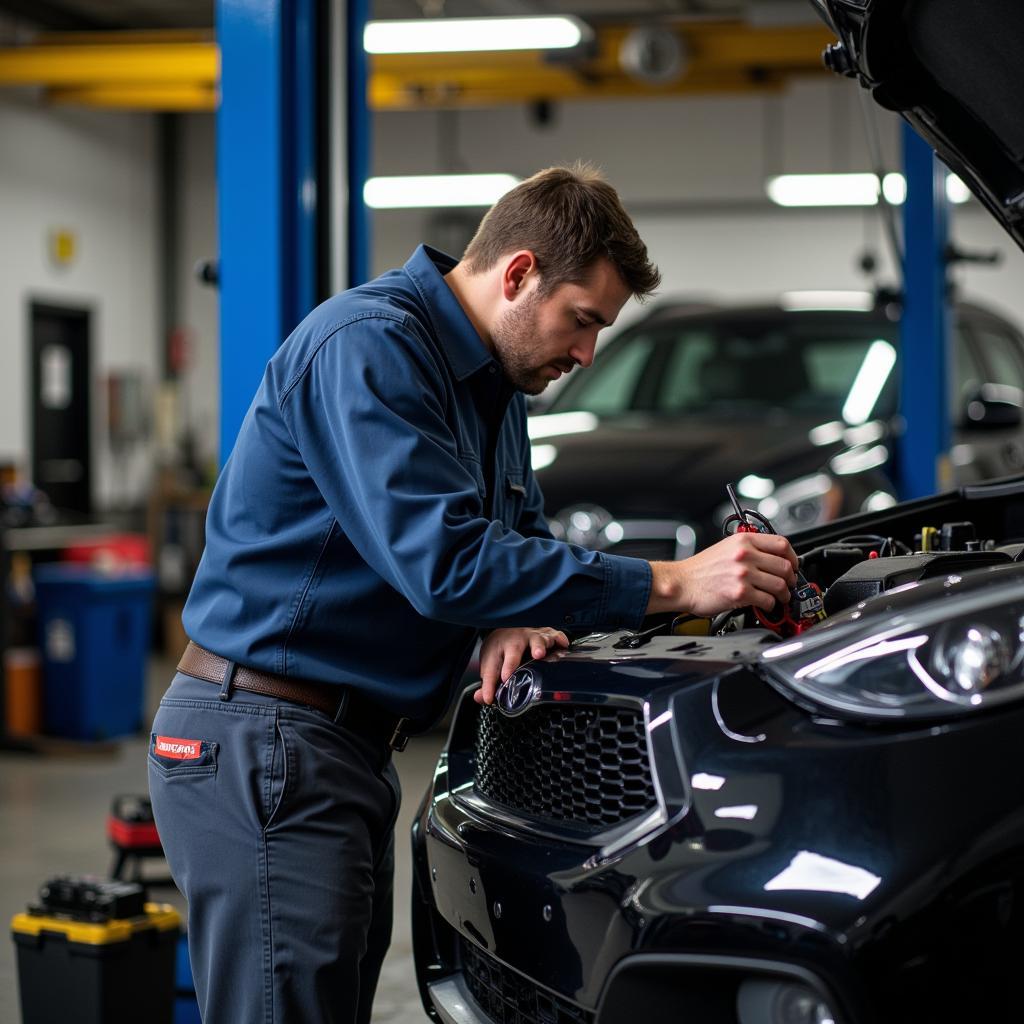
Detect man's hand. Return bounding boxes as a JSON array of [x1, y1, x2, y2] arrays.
[[476, 627, 570, 705], [648, 532, 799, 617]]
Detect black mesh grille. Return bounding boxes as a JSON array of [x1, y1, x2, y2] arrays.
[[461, 937, 593, 1024], [474, 703, 655, 829]]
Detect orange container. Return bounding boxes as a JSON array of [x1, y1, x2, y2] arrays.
[[5, 648, 42, 736]]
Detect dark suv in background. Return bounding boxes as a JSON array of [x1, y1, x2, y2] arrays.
[[531, 294, 1024, 560]]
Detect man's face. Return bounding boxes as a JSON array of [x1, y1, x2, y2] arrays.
[[491, 258, 632, 395]]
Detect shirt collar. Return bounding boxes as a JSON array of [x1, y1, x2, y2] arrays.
[[404, 244, 496, 382]]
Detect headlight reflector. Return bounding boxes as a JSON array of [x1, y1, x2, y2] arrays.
[[762, 568, 1024, 719]]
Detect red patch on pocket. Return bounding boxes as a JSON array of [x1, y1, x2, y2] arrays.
[[155, 735, 202, 760]]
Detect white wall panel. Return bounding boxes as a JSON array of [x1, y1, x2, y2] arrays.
[[0, 97, 158, 509], [176, 113, 220, 471]]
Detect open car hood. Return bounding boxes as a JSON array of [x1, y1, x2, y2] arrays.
[[813, 0, 1024, 252]]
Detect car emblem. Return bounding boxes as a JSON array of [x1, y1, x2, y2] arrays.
[[495, 669, 538, 716]]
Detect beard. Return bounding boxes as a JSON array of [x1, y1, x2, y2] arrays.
[[491, 290, 571, 395]]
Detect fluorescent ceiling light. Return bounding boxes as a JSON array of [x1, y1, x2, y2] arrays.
[[364, 16, 587, 54], [881, 172, 906, 204], [364, 173, 520, 209], [768, 172, 971, 207], [884, 172, 970, 205], [945, 173, 971, 204], [767, 173, 880, 207], [781, 290, 875, 312], [842, 339, 897, 425]]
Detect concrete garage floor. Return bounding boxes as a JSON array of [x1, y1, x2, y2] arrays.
[[0, 657, 445, 1024]]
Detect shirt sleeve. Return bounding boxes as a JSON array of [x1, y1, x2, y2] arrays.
[[277, 315, 651, 633]]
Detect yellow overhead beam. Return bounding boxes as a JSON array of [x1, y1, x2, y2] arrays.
[[48, 84, 217, 112], [0, 22, 830, 112], [33, 30, 213, 46], [0, 40, 218, 87], [369, 21, 834, 109], [370, 68, 789, 109]]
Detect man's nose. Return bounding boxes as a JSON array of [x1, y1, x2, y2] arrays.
[[569, 336, 598, 369]]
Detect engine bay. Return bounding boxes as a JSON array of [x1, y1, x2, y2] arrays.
[[800, 522, 1021, 616], [635, 478, 1024, 644]]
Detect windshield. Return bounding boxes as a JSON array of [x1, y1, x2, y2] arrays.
[[548, 315, 900, 422]]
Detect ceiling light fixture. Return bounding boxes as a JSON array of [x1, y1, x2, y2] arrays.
[[364, 173, 520, 209], [767, 173, 880, 207], [767, 172, 972, 207], [364, 16, 588, 54]]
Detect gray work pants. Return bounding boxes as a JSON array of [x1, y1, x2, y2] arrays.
[[148, 673, 401, 1024]]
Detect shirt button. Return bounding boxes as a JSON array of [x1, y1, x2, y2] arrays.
[[488, 366, 497, 374], [564, 614, 575, 624]]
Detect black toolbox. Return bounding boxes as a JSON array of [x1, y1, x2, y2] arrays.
[[11, 877, 179, 1024]]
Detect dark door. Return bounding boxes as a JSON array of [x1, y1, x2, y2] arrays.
[[30, 303, 92, 514]]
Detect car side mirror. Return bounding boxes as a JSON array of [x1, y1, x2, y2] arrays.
[[961, 384, 1023, 430]]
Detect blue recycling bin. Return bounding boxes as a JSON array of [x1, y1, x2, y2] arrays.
[[34, 565, 155, 740], [174, 932, 201, 1024]]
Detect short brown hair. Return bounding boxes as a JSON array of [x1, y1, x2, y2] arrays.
[[461, 163, 660, 300]]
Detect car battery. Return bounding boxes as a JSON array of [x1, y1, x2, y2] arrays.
[[10, 876, 179, 1024]]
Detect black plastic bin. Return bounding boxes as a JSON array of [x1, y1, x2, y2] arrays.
[[11, 902, 179, 1024]]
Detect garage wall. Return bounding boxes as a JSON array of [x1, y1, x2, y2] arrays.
[[174, 113, 220, 471], [0, 95, 160, 510], [372, 78, 1024, 334]]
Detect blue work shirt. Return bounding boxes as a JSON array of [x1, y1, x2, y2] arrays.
[[183, 245, 652, 721]]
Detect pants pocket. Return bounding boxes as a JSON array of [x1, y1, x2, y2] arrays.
[[261, 719, 289, 832], [148, 732, 218, 778]]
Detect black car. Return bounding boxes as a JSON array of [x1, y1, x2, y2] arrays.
[[531, 296, 1024, 562], [412, 4, 1024, 1023], [413, 479, 1024, 1024]]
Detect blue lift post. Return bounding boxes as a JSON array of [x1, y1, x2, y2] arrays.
[[897, 122, 953, 500], [347, 0, 372, 287], [216, 0, 371, 463]]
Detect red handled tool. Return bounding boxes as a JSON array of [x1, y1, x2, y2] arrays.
[[723, 482, 826, 637]]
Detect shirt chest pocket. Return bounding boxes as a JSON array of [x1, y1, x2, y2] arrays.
[[494, 472, 526, 529]]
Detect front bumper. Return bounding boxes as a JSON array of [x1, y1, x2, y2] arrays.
[[413, 653, 1024, 1024]]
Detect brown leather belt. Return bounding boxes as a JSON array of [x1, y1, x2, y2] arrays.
[[177, 642, 410, 750]]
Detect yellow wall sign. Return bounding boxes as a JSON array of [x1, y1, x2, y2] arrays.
[[49, 228, 77, 267]]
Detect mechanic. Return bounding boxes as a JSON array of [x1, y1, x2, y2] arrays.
[[148, 164, 798, 1024]]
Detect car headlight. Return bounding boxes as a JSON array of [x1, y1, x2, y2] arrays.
[[549, 504, 614, 548], [761, 567, 1024, 720]]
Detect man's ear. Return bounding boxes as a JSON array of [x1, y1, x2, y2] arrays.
[[501, 251, 537, 301]]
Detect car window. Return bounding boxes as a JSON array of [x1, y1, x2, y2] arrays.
[[564, 333, 656, 415], [804, 338, 883, 404], [554, 315, 898, 422], [656, 331, 715, 411], [954, 323, 983, 405], [972, 323, 1024, 389]]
